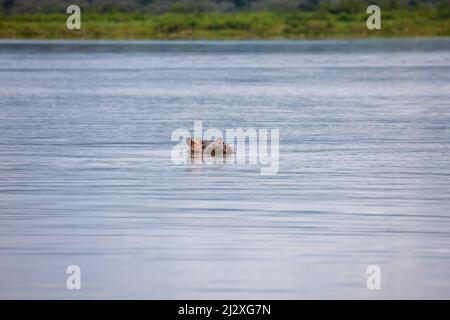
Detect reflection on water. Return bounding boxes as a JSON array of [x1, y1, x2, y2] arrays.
[[0, 39, 449, 299]]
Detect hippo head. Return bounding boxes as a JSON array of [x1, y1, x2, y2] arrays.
[[186, 137, 202, 153]]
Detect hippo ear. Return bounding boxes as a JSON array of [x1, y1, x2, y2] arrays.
[[186, 137, 192, 146]]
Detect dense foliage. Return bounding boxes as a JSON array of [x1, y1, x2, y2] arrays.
[[0, 0, 448, 39]]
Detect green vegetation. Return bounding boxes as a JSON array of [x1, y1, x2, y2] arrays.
[[0, 0, 449, 39]]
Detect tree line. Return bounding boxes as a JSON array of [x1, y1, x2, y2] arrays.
[[1, 0, 448, 14]]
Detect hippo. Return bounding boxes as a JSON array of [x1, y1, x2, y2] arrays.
[[186, 137, 234, 156]]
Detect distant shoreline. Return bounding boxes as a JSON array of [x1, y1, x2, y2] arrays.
[[0, 37, 449, 44], [1, 11, 449, 40]]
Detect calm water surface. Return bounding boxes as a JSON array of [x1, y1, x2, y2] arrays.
[[0, 39, 449, 299]]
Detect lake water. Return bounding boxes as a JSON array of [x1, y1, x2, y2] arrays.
[[0, 39, 449, 299]]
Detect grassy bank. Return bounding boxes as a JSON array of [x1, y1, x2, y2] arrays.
[[0, 10, 449, 40]]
